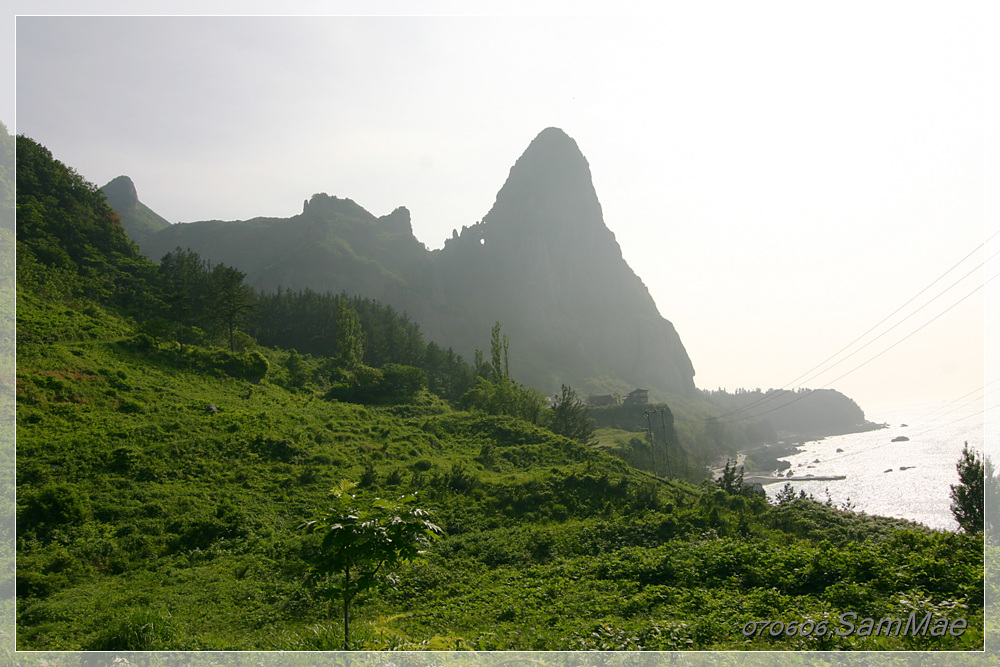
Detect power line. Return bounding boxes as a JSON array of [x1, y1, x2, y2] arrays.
[[815, 271, 995, 392], [777, 401, 992, 468], [918, 380, 1000, 425], [713, 272, 993, 426], [706, 237, 994, 422], [784, 238, 995, 391], [793, 250, 996, 389], [907, 397, 997, 440]]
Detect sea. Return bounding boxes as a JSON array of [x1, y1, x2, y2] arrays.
[[761, 399, 995, 531]]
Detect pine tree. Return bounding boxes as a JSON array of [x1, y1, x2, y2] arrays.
[[336, 299, 364, 368], [210, 263, 257, 352], [950, 442, 984, 534], [549, 384, 596, 445]]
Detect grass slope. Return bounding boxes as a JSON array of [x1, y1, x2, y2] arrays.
[[15, 296, 984, 651]]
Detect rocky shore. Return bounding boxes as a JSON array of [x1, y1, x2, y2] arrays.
[[733, 421, 886, 486]]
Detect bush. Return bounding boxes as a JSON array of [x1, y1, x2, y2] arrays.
[[227, 350, 269, 382], [19, 482, 89, 533], [128, 332, 156, 351], [326, 363, 427, 404], [284, 350, 311, 388], [381, 363, 427, 399], [88, 609, 177, 651], [326, 364, 384, 403], [117, 397, 145, 414], [177, 346, 269, 382], [460, 376, 547, 424], [446, 463, 478, 493]]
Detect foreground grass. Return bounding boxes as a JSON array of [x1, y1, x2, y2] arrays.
[[15, 300, 984, 651]]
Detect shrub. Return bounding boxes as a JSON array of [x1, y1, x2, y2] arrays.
[[108, 446, 139, 473], [380, 364, 427, 399], [326, 363, 427, 404], [19, 482, 89, 533], [88, 609, 177, 651], [326, 364, 384, 403], [250, 435, 302, 462], [128, 332, 156, 351], [176, 346, 269, 382], [385, 468, 405, 486], [117, 397, 145, 414], [360, 463, 380, 488], [446, 463, 478, 493], [460, 376, 547, 425]]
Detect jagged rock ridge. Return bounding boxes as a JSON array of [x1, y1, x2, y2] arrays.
[[110, 128, 697, 396]]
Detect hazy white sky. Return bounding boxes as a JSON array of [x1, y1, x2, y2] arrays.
[[8, 1, 996, 416]]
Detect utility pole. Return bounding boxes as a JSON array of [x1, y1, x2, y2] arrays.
[[644, 409, 658, 478], [659, 408, 672, 479], [645, 407, 673, 480]]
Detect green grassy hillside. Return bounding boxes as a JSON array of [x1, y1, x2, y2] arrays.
[[15, 296, 984, 650], [13, 132, 984, 652]]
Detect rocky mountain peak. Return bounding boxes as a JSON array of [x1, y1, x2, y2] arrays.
[[100, 175, 171, 243], [378, 206, 413, 235], [111, 128, 696, 396], [428, 128, 696, 395], [484, 127, 599, 240], [101, 175, 139, 213]]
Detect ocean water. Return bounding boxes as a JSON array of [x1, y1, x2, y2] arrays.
[[762, 399, 994, 531]]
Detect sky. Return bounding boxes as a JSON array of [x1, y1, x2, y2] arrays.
[[7, 1, 997, 418]]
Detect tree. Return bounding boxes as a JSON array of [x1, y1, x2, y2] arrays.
[[490, 320, 509, 381], [986, 457, 999, 541], [716, 459, 745, 495], [549, 384, 596, 445], [950, 442, 984, 534], [460, 322, 547, 423], [300, 480, 442, 649], [336, 299, 364, 368], [158, 247, 211, 351], [0, 121, 13, 232], [210, 263, 257, 352], [284, 349, 310, 389], [16, 134, 156, 308]]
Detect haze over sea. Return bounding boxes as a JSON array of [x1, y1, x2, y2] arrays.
[[763, 399, 994, 531]]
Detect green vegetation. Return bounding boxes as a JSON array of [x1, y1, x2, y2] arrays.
[[13, 134, 985, 652], [100, 175, 171, 246], [701, 386, 871, 439], [301, 480, 442, 649], [951, 443, 985, 534], [459, 322, 548, 426], [131, 128, 701, 398], [0, 122, 16, 660]]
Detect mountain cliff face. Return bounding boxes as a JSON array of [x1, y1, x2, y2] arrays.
[[111, 128, 697, 396], [100, 175, 170, 245], [419, 128, 695, 394], [138, 194, 427, 305]]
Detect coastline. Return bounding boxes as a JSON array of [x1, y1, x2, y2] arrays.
[[740, 400, 985, 531], [735, 420, 887, 485]]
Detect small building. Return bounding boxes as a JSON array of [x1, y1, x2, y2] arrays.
[[623, 388, 648, 405]]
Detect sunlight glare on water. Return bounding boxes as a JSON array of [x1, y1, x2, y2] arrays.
[[763, 399, 991, 531]]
